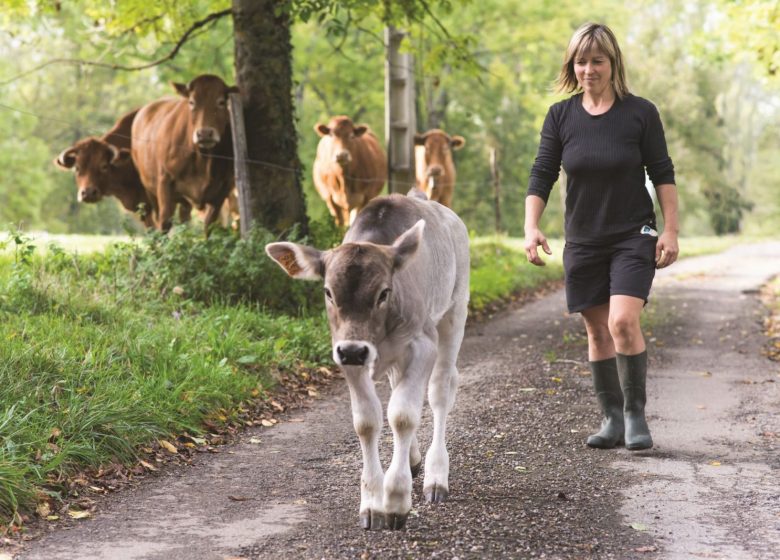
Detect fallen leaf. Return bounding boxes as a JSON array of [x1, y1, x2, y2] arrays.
[[159, 440, 178, 454], [68, 510, 92, 519], [635, 545, 658, 553], [514, 466, 528, 472], [228, 495, 249, 502], [518, 387, 537, 392], [709, 460, 722, 466], [270, 400, 284, 411], [630, 522, 649, 531], [139, 460, 158, 471], [36, 502, 51, 518], [293, 499, 307, 505], [694, 371, 713, 377], [46, 515, 60, 521], [260, 419, 274, 427]]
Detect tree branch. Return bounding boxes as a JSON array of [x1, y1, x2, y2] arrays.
[[0, 8, 232, 88]]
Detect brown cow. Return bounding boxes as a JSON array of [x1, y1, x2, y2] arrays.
[[414, 129, 465, 208], [313, 116, 387, 227], [54, 109, 155, 226], [131, 74, 238, 233]]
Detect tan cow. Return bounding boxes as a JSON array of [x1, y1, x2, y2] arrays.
[[54, 109, 155, 226], [132, 74, 237, 233], [414, 129, 465, 208], [313, 116, 387, 228]]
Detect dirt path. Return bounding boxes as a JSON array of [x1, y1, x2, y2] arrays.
[[15, 241, 780, 560]]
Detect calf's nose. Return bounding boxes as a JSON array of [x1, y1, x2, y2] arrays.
[[336, 343, 370, 366], [426, 165, 444, 178]]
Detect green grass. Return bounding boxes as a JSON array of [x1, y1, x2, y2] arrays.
[[0, 227, 747, 525]]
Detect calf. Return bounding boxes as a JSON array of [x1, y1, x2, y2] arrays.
[[313, 116, 387, 227], [414, 129, 465, 208], [266, 193, 470, 530]]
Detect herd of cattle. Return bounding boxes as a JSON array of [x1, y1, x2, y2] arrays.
[[54, 74, 466, 232]]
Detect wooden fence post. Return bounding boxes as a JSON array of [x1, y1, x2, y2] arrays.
[[490, 146, 502, 234], [229, 92, 253, 238]]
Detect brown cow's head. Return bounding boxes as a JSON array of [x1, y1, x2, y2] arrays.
[[54, 138, 133, 203], [265, 220, 424, 367], [314, 116, 369, 167], [173, 75, 239, 151], [414, 129, 465, 199]]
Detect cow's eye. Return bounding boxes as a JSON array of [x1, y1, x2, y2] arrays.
[[74, 165, 80, 173], [188, 99, 195, 109], [101, 163, 109, 173], [377, 288, 391, 306], [323, 287, 333, 301]]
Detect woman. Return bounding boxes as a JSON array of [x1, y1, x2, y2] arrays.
[[524, 22, 679, 450]]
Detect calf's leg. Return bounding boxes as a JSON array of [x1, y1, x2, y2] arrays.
[[424, 303, 467, 503], [343, 366, 385, 530]]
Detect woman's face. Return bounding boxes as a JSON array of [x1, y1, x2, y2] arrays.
[[574, 47, 613, 95]]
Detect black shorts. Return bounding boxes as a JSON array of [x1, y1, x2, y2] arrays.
[[563, 232, 658, 313]]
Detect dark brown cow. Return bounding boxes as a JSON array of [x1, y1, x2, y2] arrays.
[[414, 129, 465, 208], [313, 116, 387, 227], [131, 74, 238, 233], [54, 109, 155, 226]]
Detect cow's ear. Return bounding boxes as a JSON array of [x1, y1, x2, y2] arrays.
[[392, 220, 425, 271], [111, 148, 133, 167], [54, 148, 77, 170], [353, 125, 368, 137], [265, 242, 324, 280], [414, 133, 427, 146], [315, 123, 330, 137], [450, 135, 466, 150], [172, 82, 189, 98]]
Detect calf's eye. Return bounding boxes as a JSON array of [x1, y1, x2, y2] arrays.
[[324, 287, 333, 301], [377, 288, 391, 306]]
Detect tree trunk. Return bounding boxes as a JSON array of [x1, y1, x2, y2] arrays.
[[232, 0, 308, 236]]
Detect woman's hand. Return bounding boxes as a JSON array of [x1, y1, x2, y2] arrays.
[[524, 228, 552, 266], [655, 231, 679, 268]]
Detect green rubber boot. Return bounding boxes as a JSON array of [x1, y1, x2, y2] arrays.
[[586, 357, 625, 449], [617, 351, 653, 450]]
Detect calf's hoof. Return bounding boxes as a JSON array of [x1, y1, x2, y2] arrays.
[[384, 512, 408, 530], [359, 509, 386, 530], [410, 461, 422, 479], [424, 484, 449, 503]]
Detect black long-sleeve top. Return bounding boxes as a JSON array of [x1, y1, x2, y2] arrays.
[[527, 93, 676, 244]]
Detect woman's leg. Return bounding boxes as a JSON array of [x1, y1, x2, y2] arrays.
[[581, 303, 624, 448], [609, 295, 653, 450]]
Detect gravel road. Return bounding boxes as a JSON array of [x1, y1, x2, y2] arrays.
[[15, 241, 780, 560]]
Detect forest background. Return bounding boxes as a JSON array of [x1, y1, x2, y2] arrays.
[[0, 0, 778, 239]]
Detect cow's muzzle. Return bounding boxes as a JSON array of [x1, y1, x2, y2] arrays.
[[334, 150, 352, 166], [78, 186, 101, 203], [194, 128, 219, 150], [335, 341, 371, 366]]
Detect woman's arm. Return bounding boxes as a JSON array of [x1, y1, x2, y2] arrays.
[[655, 183, 679, 268], [524, 195, 552, 266]]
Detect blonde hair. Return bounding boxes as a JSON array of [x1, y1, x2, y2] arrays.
[[555, 23, 630, 99]]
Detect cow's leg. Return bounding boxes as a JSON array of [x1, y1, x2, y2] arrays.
[[384, 334, 437, 530], [424, 302, 467, 503], [343, 366, 385, 530], [388, 373, 422, 478], [156, 176, 176, 232], [200, 202, 221, 236]]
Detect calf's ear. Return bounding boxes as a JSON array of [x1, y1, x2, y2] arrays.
[[54, 148, 77, 170], [353, 125, 368, 137], [414, 133, 427, 146], [315, 123, 330, 136], [450, 135, 466, 150], [265, 242, 324, 280], [392, 220, 425, 271]]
